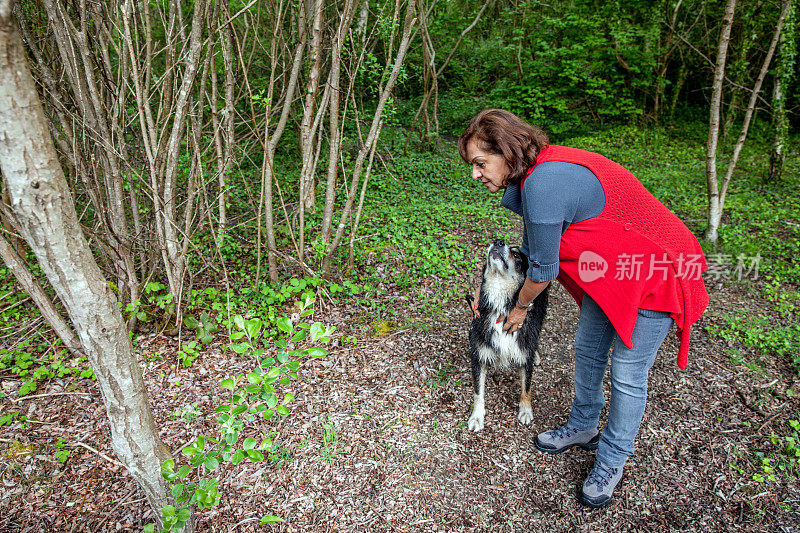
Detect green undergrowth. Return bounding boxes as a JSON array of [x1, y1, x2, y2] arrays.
[[1, 122, 797, 398]]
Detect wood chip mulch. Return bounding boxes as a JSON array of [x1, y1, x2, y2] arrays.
[[1, 230, 799, 532]]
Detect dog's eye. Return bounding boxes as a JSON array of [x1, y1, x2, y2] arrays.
[[512, 251, 519, 259]]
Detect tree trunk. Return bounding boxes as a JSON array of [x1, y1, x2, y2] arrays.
[[0, 4, 177, 528], [322, 0, 417, 275], [768, 1, 795, 182], [717, 0, 791, 210], [0, 229, 82, 358], [704, 0, 737, 242], [256, 3, 306, 285], [297, 0, 324, 264], [219, 0, 236, 239], [1, 183, 22, 256], [768, 66, 786, 181], [408, 0, 486, 146], [669, 62, 688, 119], [321, 0, 358, 245], [159, 0, 207, 310]]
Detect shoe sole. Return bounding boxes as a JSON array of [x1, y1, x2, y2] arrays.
[[578, 493, 612, 508], [534, 433, 600, 455]]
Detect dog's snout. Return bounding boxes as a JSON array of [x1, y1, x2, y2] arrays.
[[493, 238, 505, 247]]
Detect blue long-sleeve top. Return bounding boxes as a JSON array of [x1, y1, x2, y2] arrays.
[[500, 161, 606, 282]]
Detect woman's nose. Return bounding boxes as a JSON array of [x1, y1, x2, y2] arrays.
[[472, 166, 481, 180]]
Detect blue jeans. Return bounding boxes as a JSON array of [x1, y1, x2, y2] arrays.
[[566, 295, 673, 468]]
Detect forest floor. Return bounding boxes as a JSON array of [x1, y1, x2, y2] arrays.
[[2, 217, 800, 533]]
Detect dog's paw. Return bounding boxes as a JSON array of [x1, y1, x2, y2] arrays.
[[467, 412, 485, 432], [533, 349, 541, 366], [517, 405, 534, 425]]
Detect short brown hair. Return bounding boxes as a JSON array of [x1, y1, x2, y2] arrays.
[[458, 109, 549, 185]]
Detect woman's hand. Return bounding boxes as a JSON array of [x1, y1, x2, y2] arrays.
[[501, 305, 528, 334]]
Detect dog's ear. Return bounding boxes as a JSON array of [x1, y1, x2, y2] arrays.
[[519, 252, 529, 273], [511, 246, 529, 273]]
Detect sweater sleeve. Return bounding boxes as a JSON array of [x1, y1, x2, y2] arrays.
[[521, 162, 592, 282], [520, 219, 563, 282]]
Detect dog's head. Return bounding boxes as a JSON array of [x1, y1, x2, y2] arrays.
[[484, 238, 528, 282]]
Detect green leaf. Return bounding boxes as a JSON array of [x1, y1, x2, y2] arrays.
[[276, 405, 289, 416], [220, 378, 235, 390], [176, 507, 191, 522], [232, 404, 248, 416], [310, 322, 325, 342], [247, 371, 263, 384], [230, 342, 251, 354], [195, 435, 205, 452], [260, 515, 286, 525], [171, 484, 185, 498], [229, 331, 245, 341], [276, 317, 293, 335], [291, 330, 307, 342], [245, 383, 261, 394], [204, 457, 219, 472], [163, 505, 176, 517], [246, 449, 264, 462], [233, 315, 245, 330], [231, 451, 245, 465], [215, 405, 231, 413], [282, 393, 295, 405], [183, 315, 199, 329], [243, 437, 257, 450], [181, 444, 197, 457], [264, 393, 278, 409], [245, 318, 263, 340], [177, 465, 191, 479], [307, 348, 327, 358]]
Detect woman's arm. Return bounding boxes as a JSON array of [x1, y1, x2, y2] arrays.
[[501, 278, 550, 333]]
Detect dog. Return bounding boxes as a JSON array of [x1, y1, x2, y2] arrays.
[[466, 238, 548, 432]]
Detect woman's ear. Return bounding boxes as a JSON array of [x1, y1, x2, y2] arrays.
[[502, 161, 513, 187]]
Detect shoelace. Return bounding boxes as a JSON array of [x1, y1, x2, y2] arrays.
[[586, 463, 618, 490], [552, 425, 579, 440]]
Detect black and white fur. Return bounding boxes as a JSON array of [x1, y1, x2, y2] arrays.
[[467, 239, 548, 431]]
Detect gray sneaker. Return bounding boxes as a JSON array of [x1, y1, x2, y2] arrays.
[[534, 424, 600, 454], [580, 461, 623, 508]]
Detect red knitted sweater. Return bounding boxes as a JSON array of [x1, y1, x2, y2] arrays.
[[522, 145, 709, 369]]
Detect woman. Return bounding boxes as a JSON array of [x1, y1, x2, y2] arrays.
[[459, 109, 708, 508]]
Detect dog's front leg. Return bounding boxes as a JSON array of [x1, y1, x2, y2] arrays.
[[518, 361, 534, 425], [468, 358, 487, 432]]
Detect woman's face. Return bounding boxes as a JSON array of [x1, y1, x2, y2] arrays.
[[465, 138, 509, 193]]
